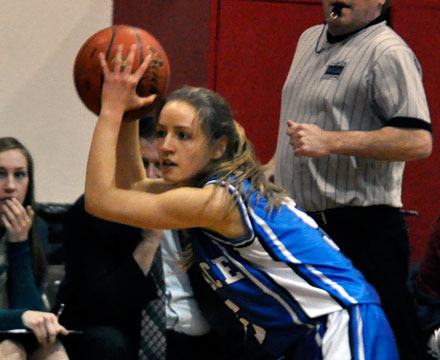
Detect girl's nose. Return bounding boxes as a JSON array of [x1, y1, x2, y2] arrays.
[[159, 134, 175, 152], [3, 175, 17, 192]]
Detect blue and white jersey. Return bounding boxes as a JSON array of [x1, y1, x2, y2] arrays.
[[189, 179, 380, 357]]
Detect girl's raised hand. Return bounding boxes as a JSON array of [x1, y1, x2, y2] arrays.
[[1, 198, 33, 242], [99, 44, 156, 115]]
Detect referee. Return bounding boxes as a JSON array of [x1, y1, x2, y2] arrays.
[[266, 1, 433, 359]]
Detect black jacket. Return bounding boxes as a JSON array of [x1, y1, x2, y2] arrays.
[[56, 195, 156, 333]]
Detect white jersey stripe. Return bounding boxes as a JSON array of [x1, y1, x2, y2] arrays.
[[213, 242, 308, 327], [248, 206, 359, 306], [322, 310, 352, 359], [354, 306, 366, 360], [236, 239, 344, 318]]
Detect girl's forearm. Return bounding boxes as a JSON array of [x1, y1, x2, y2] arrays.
[[85, 110, 122, 213], [116, 120, 147, 189]]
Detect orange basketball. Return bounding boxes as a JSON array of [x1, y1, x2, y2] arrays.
[[73, 25, 170, 117]]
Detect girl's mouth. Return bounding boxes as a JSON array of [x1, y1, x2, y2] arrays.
[[161, 159, 177, 169]]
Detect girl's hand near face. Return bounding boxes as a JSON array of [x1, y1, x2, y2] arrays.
[[99, 44, 157, 116], [21, 310, 69, 345], [1, 198, 33, 242]]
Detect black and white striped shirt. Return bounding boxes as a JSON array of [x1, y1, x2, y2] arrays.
[[275, 21, 431, 211]]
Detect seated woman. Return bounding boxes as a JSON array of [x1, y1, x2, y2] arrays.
[[83, 46, 399, 359], [0, 137, 69, 359]]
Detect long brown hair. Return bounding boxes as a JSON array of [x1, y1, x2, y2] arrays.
[[165, 86, 286, 210], [0, 137, 47, 286]]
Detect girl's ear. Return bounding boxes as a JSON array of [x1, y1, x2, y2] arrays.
[[212, 136, 228, 160]]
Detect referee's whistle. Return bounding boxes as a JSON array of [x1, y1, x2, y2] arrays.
[[328, 3, 343, 22]]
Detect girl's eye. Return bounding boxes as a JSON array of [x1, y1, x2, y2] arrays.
[[0, 170, 28, 181], [177, 131, 190, 140], [14, 171, 28, 180], [156, 130, 166, 138]]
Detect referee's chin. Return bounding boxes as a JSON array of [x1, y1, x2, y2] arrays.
[[327, 22, 356, 36]]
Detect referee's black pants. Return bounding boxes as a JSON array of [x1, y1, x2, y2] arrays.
[[308, 205, 424, 360]]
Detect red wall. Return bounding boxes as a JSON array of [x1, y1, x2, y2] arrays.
[[114, 0, 439, 261], [211, 0, 322, 163], [393, 0, 440, 260], [114, 0, 212, 93]]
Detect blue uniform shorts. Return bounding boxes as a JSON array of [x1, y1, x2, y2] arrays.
[[282, 304, 398, 360]]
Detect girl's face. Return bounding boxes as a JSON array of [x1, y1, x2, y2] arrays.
[[157, 101, 223, 185], [0, 149, 29, 214]]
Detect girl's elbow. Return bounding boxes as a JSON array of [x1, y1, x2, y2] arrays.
[[84, 191, 117, 222], [84, 193, 100, 217]]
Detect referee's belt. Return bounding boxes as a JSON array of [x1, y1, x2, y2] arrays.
[[306, 205, 409, 228]]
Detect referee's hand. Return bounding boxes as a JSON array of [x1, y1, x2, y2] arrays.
[[286, 120, 332, 157]]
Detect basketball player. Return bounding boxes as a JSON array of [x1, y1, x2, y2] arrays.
[[264, 1, 432, 359], [83, 44, 398, 359]]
